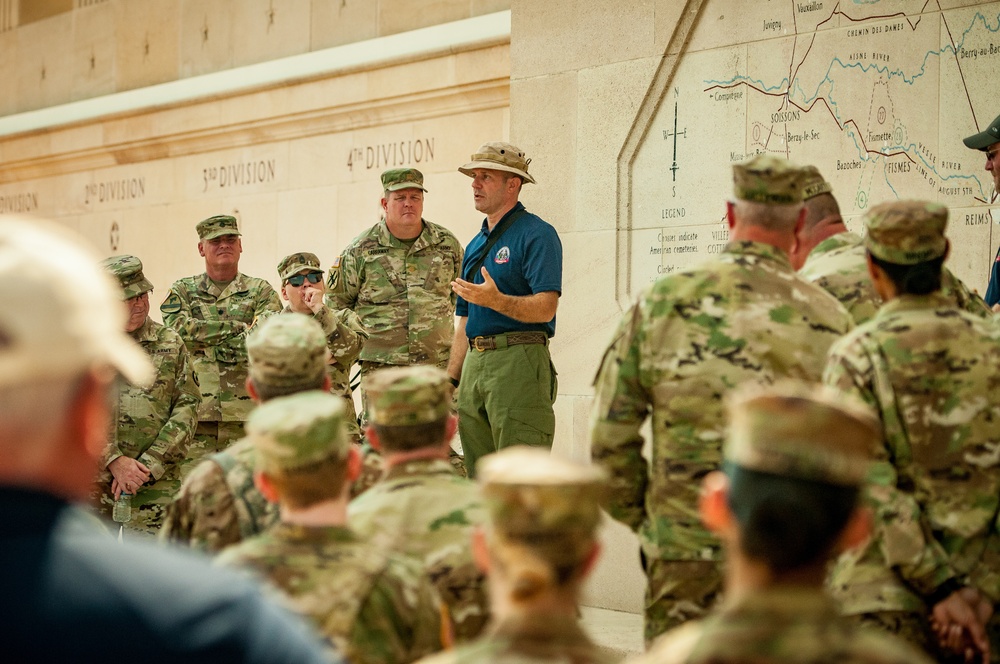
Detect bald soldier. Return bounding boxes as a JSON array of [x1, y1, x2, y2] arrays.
[[276, 252, 367, 441], [591, 155, 854, 643], [415, 447, 612, 664], [162, 314, 384, 552], [792, 166, 989, 322], [349, 366, 489, 643], [327, 168, 463, 417], [161, 215, 281, 475], [632, 381, 934, 664], [94, 255, 199, 534], [824, 201, 1000, 662], [216, 391, 443, 664]]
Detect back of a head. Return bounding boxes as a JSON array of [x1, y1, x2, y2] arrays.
[[723, 381, 877, 572], [800, 165, 842, 231], [366, 365, 452, 452], [731, 155, 806, 233], [864, 200, 948, 296], [249, 390, 351, 507], [247, 313, 328, 401], [477, 447, 606, 602]]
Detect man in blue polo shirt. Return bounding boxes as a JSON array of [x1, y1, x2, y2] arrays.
[[448, 142, 563, 476], [963, 112, 1000, 309]]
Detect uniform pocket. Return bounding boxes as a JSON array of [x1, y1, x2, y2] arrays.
[[506, 407, 555, 447]]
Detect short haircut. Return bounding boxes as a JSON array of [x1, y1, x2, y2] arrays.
[[725, 463, 859, 573], [371, 417, 448, 452], [250, 374, 326, 403], [733, 199, 802, 232], [264, 452, 349, 509], [869, 252, 945, 296], [802, 193, 842, 231]]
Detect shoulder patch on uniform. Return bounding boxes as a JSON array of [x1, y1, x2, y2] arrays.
[[160, 292, 182, 315], [331, 256, 341, 268]]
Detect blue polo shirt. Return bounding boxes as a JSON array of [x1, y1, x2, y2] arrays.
[[457, 202, 562, 338]]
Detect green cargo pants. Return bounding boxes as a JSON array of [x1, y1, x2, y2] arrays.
[[458, 336, 557, 477]]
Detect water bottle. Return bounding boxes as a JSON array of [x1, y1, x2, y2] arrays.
[[112, 493, 132, 523]]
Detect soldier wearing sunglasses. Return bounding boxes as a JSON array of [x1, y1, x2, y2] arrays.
[[277, 252, 367, 443]]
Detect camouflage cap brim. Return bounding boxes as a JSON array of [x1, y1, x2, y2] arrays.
[[122, 276, 154, 300]]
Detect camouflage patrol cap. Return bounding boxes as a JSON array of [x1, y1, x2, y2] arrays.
[[247, 313, 328, 389], [725, 380, 878, 486], [381, 168, 428, 193], [864, 200, 948, 265], [963, 112, 1000, 150], [248, 390, 350, 473], [733, 155, 805, 204], [459, 142, 537, 184], [100, 254, 154, 300], [196, 214, 241, 240], [800, 165, 833, 200], [366, 365, 451, 426], [478, 447, 606, 563], [277, 252, 322, 283]]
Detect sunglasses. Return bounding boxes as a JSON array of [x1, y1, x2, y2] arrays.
[[286, 272, 323, 287], [987, 148, 1000, 164]]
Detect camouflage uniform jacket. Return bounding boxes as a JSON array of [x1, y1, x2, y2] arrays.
[[161, 438, 384, 553], [327, 219, 463, 368], [102, 317, 200, 481], [216, 523, 443, 664], [415, 614, 614, 664], [823, 293, 1000, 614], [631, 586, 935, 664], [159, 437, 274, 553], [349, 458, 489, 642], [799, 231, 990, 324], [590, 241, 853, 562], [161, 272, 281, 422], [282, 304, 367, 440]]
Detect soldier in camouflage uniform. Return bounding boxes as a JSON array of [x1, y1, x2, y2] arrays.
[[793, 166, 988, 323], [93, 255, 200, 535], [160, 215, 282, 478], [633, 381, 935, 664], [161, 314, 384, 552], [823, 200, 1000, 662], [590, 155, 854, 644], [277, 252, 367, 442], [216, 390, 443, 664], [416, 447, 611, 664], [349, 365, 489, 644], [326, 168, 463, 417]]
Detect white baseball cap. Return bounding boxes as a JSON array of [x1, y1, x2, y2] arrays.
[[0, 216, 153, 388]]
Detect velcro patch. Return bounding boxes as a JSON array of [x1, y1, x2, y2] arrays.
[[160, 292, 182, 315], [331, 256, 341, 268]]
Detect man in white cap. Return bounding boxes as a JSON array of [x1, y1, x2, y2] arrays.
[[0, 216, 331, 663], [449, 142, 563, 476]]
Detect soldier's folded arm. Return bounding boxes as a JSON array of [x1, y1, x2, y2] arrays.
[[160, 297, 249, 345]]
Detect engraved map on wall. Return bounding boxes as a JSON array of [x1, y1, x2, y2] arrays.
[[631, 0, 1000, 293]]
